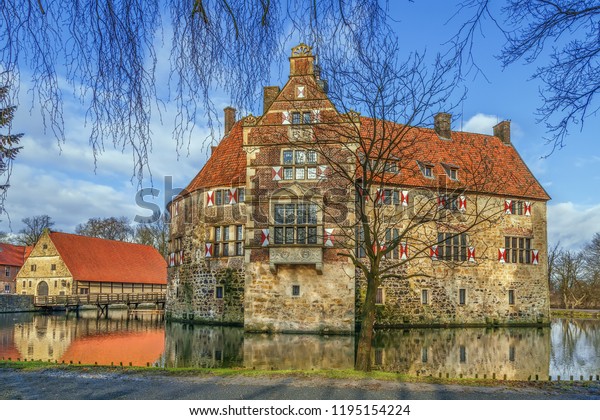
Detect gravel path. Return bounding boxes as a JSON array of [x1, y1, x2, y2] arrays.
[[1, 368, 599, 400]]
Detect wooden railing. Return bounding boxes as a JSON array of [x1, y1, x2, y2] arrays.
[[34, 292, 166, 307]]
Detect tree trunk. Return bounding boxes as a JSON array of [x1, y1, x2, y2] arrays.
[[355, 276, 378, 371]]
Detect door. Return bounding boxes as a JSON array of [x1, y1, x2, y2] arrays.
[[36, 281, 49, 296]]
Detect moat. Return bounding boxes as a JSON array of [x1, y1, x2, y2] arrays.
[[1, 311, 599, 380]]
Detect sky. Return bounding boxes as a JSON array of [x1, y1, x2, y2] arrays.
[[2, 1, 600, 250]]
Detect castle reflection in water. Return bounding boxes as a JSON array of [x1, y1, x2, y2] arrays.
[[1, 312, 599, 379]]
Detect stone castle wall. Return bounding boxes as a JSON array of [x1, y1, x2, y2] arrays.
[[0, 294, 35, 313]]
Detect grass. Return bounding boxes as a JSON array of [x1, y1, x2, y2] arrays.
[[2, 359, 594, 389], [551, 309, 600, 319]]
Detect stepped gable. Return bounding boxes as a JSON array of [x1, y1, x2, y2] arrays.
[[49, 232, 167, 284]]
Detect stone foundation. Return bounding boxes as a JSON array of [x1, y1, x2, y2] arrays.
[[0, 294, 35, 313]]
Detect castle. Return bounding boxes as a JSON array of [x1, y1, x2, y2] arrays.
[[165, 44, 550, 333]]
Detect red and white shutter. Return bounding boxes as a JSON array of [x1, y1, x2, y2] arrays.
[[504, 199, 513, 214], [229, 188, 238, 205], [169, 253, 175, 267], [401, 190, 409, 207], [206, 191, 214, 207], [468, 247, 476, 263], [261, 229, 270, 247], [272, 166, 283, 181], [437, 195, 446, 209], [531, 249, 539, 265], [318, 165, 327, 179], [524, 202, 532, 216], [400, 242, 408, 260], [430, 245, 438, 261], [358, 186, 369, 202], [296, 86, 305, 98], [205, 243, 213, 258], [459, 195, 467, 212], [179, 250, 184, 265], [324, 228, 334, 247], [282, 111, 291, 125], [375, 189, 384, 205], [498, 248, 507, 263], [312, 109, 321, 123]]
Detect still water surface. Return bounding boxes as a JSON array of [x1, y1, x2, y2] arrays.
[[1, 311, 599, 379]]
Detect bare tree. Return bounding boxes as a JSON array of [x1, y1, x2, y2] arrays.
[[0, 0, 396, 182], [454, 0, 600, 153], [134, 214, 169, 257], [270, 39, 518, 371], [18, 215, 54, 245], [552, 249, 587, 309], [75, 216, 134, 242]]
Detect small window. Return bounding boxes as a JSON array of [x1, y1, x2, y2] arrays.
[[292, 112, 301, 125], [4, 284, 10, 293], [5, 267, 9, 277], [306, 150, 317, 164], [509, 346, 516, 362], [448, 168, 457, 180], [215, 190, 223, 206], [43, 244, 48, 250], [459, 346, 467, 363], [31, 264, 37, 272], [303, 112, 311, 124], [79, 288, 89, 295], [421, 348, 428, 363], [28, 280, 32, 287], [215, 227, 221, 242], [22, 280, 25, 288], [215, 286, 224, 299], [424, 166, 433, 177], [508, 289, 515, 305], [375, 287, 385, 305], [283, 167, 293, 180], [459, 289, 466, 305], [214, 243, 220, 258], [238, 188, 245, 203], [54, 280, 57, 288], [51, 264, 56, 271], [292, 285, 300, 296], [235, 242, 244, 256], [421, 289, 429, 305], [283, 150, 293, 164]]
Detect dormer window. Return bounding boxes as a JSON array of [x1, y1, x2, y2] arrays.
[[417, 161, 435, 178], [442, 163, 459, 181]]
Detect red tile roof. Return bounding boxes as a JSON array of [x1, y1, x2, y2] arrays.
[[181, 116, 549, 201], [182, 122, 246, 195], [49, 232, 166, 285], [0, 243, 28, 267]]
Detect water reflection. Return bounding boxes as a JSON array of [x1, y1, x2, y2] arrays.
[[1, 312, 599, 378]]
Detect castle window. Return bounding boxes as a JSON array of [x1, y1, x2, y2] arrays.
[[238, 188, 245, 203], [303, 112, 311, 124], [281, 149, 319, 181], [417, 161, 435, 178], [459, 288, 466, 305], [460, 346, 467, 363], [292, 285, 300, 296], [215, 190, 223, 206], [421, 289, 429, 305], [215, 286, 224, 299], [384, 228, 402, 260], [273, 203, 318, 245], [292, 112, 301, 125], [505, 236, 531, 264], [376, 287, 385, 305], [508, 289, 515, 305], [437, 233, 469, 262], [235, 225, 244, 256]]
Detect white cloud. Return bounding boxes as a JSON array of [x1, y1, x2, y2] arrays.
[[547, 202, 600, 249], [461, 113, 498, 134]]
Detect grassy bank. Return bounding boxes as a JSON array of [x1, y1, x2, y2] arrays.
[[551, 309, 600, 319], [2, 359, 597, 389]]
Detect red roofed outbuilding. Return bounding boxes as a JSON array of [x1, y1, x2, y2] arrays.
[[16, 231, 166, 296], [0, 243, 31, 294]]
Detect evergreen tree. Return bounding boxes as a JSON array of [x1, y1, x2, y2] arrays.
[[0, 85, 22, 215]]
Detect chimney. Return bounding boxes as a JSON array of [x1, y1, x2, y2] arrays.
[[289, 43, 315, 76], [211, 145, 217, 155], [493, 120, 511, 144], [434, 112, 452, 139], [224, 107, 236, 135], [263, 86, 280, 115]]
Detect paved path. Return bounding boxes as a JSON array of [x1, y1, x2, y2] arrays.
[[1, 368, 599, 400]]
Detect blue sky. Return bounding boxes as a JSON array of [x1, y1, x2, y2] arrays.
[[2, 1, 600, 249]]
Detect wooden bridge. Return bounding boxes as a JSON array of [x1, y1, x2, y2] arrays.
[[34, 292, 166, 315]]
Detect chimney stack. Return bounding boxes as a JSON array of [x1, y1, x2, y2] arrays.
[[434, 112, 452, 139], [263, 86, 280, 115], [493, 120, 511, 144], [224, 107, 236, 135], [289, 43, 315, 76]]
